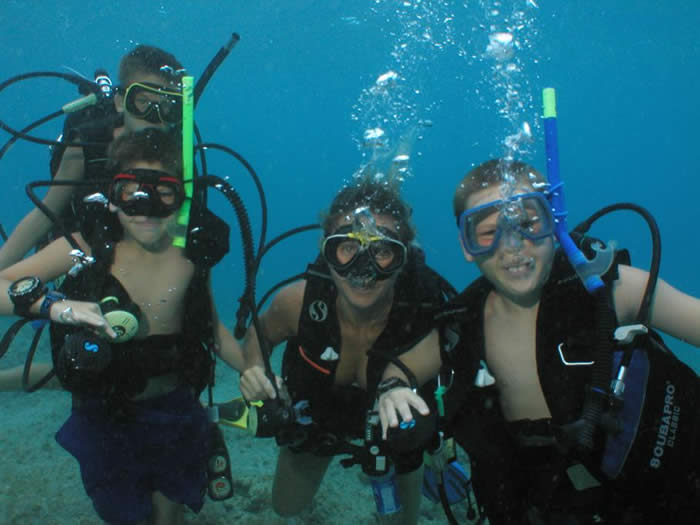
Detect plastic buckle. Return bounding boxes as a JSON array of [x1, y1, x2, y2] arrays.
[[613, 324, 648, 344]]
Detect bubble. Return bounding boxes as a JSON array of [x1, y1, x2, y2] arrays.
[[375, 70, 399, 88], [341, 16, 360, 25], [486, 32, 514, 62], [363, 127, 386, 148], [352, 0, 456, 166], [392, 154, 411, 175]]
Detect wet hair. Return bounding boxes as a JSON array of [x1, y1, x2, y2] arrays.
[[452, 159, 547, 221], [321, 175, 416, 243], [106, 128, 182, 176], [118, 44, 184, 87]]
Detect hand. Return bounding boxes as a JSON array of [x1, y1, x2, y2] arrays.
[[239, 365, 279, 401], [50, 300, 117, 340], [377, 386, 430, 439]]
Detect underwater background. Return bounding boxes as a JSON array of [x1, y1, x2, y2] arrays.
[[1, 1, 698, 523]]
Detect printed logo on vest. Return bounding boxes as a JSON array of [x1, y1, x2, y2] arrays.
[[309, 300, 328, 322], [320, 347, 339, 361], [649, 380, 681, 469]]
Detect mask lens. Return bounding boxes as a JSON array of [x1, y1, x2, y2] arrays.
[[322, 235, 359, 271], [368, 239, 404, 272], [155, 182, 179, 206], [332, 238, 361, 267], [520, 199, 547, 236], [113, 178, 141, 203], [470, 208, 500, 249]]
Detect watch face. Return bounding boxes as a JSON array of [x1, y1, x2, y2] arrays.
[[12, 277, 39, 294]]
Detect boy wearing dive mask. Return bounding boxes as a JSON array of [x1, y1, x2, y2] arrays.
[[0, 44, 185, 271], [239, 178, 447, 524], [0, 128, 257, 525], [441, 159, 700, 523]]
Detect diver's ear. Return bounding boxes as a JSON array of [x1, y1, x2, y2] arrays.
[[114, 91, 125, 113], [459, 233, 475, 262]]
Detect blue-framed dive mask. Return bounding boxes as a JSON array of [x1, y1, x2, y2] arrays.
[[458, 192, 555, 257]]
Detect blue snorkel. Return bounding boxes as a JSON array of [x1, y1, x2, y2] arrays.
[[542, 88, 613, 294]]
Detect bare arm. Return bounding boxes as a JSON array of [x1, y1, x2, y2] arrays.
[[378, 329, 441, 436], [0, 234, 114, 339], [0, 235, 84, 315], [0, 147, 84, 270], [613, 264, 700, 347], [208, 278, 246, 372], [238, 280, 305, 400]]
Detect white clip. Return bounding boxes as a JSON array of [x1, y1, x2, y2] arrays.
[[613, 324, 648, 344], [474, 360, 496, 387]]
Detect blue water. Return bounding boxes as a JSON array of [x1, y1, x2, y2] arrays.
[[1, 1, 699, 522]]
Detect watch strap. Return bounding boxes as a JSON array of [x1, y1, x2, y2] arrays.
[[39, 290, 67, 319], [376, 376, 410, 398]]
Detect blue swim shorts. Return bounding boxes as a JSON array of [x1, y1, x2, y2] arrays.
[[56, 388, 210, 524]]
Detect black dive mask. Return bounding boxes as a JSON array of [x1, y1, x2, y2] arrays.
[[122, 82, 182, 125], [109, 169, 185, 218], [322, 223, 407, 284]]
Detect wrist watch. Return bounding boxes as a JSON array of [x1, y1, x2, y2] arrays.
[[8, 276, 47, 317]]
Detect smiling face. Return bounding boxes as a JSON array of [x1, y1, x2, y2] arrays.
[[461, 183, 555, 306], [327, 212, 403, 312], [109, 160, 179, 249]]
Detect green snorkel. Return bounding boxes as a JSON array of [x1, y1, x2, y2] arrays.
[[174, 75, 194, 248]]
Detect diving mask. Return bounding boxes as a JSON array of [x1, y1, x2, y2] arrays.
[[322, 207, 407, 281], [123, 82, 182, 125], [458, 192, 554, 256], [109, 168, 185, 218]]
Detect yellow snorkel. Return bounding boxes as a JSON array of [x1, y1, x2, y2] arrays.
[[173, 75, 194, 248]]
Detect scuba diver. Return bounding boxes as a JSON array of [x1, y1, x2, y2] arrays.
[[0, 44, 187, 270], [0, 36, 241, 391], [440, 155, 700, 523], [0, 127, 268, 524], [236, 174, 456, 524]]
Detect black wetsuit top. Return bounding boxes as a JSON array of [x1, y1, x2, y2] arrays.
[[441, 247, 700, 523], [281, 253, 448, 468]]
